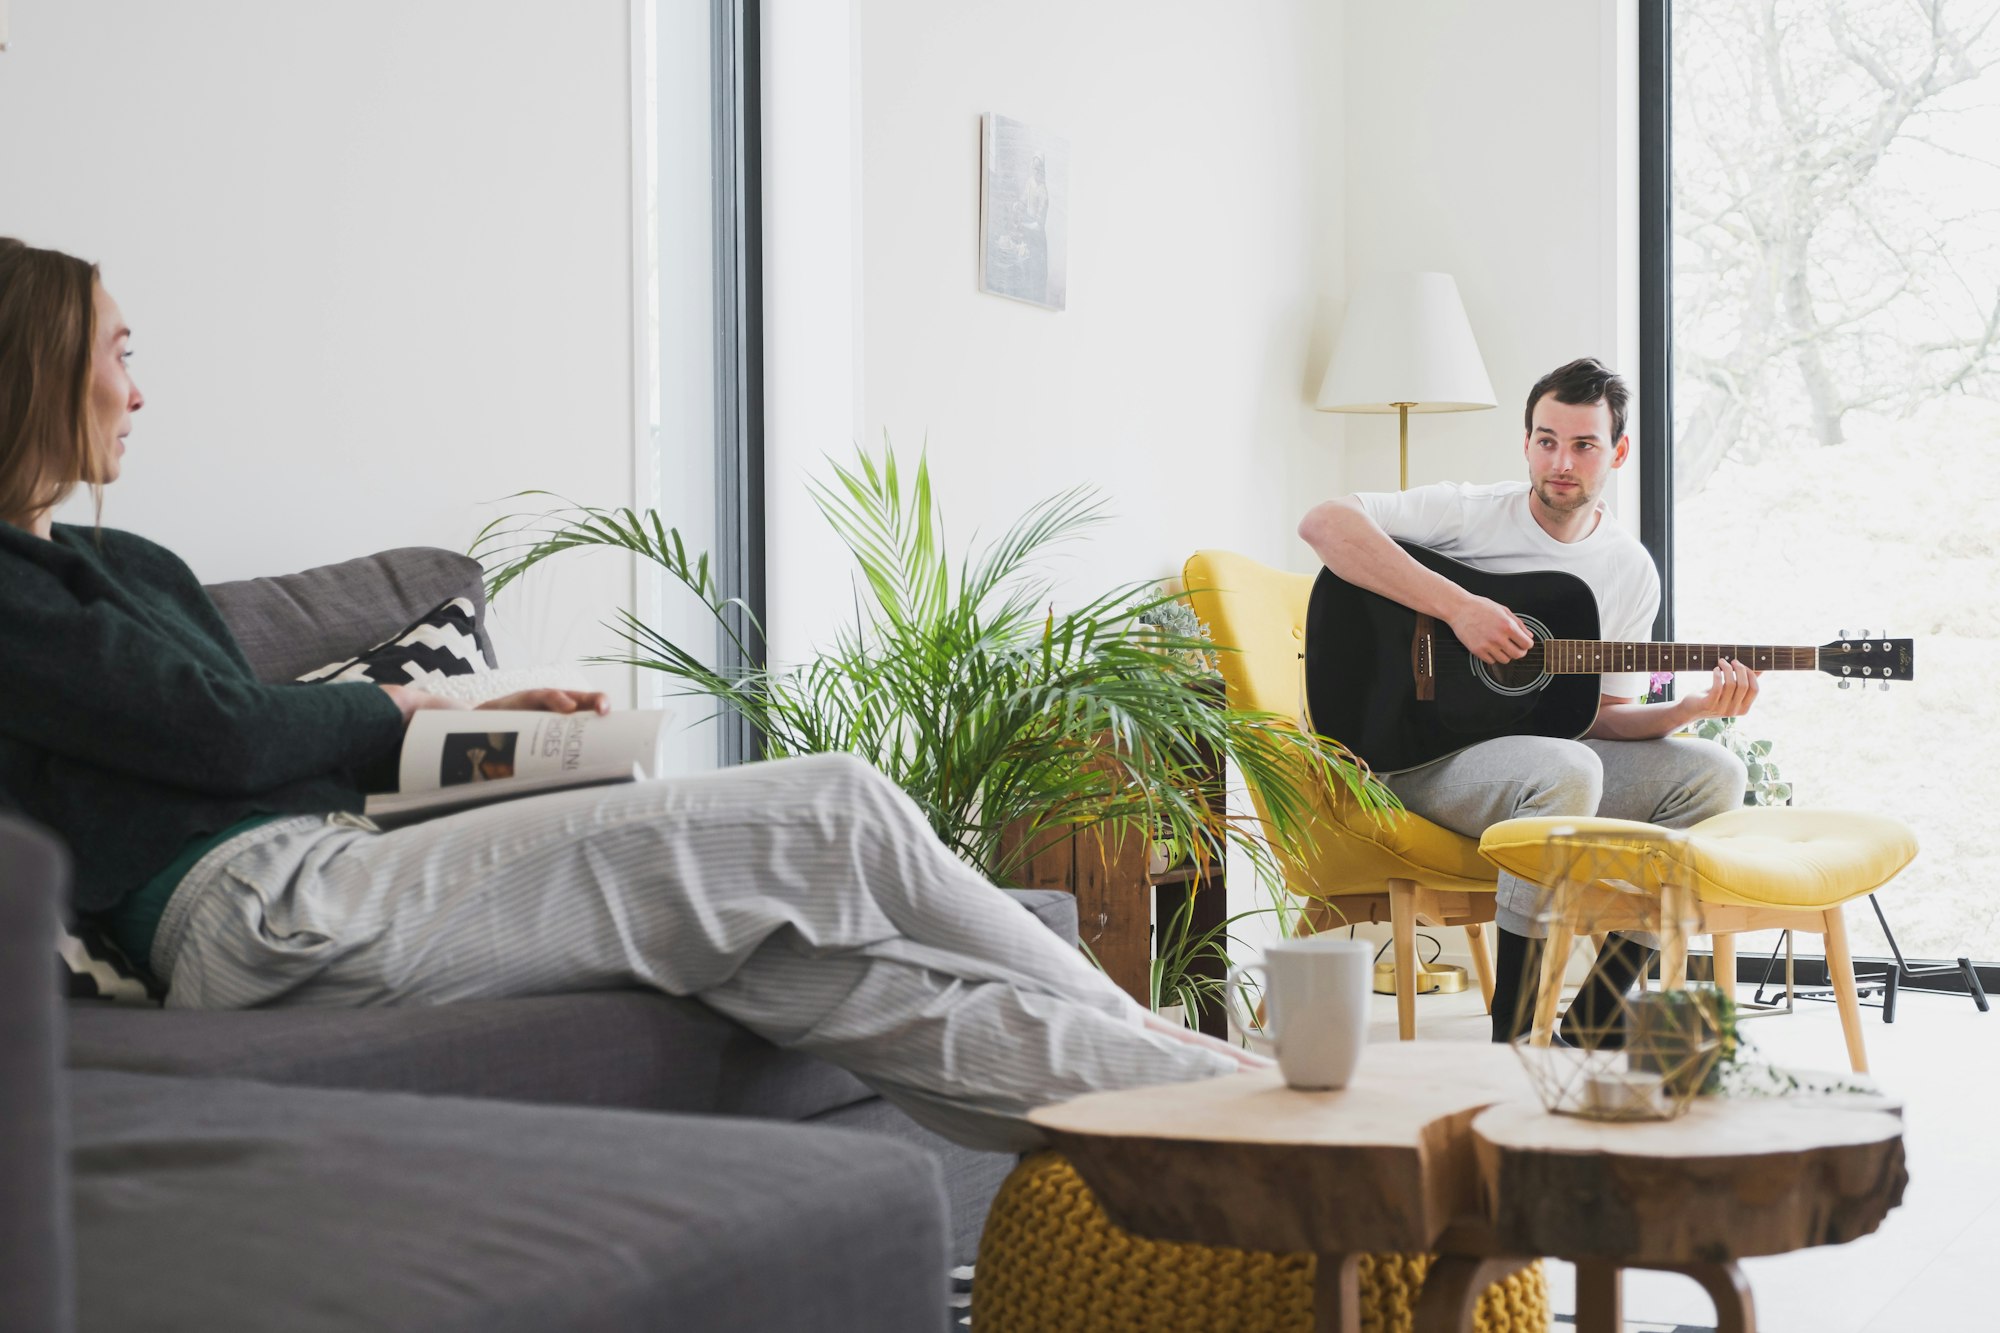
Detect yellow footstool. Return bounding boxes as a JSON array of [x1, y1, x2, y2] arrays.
[[974, 1152, 1548, 1332], [1479, 808, 1920, 1074]]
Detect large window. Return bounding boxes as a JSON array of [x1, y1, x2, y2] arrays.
[[638, 0, 763, 771], [1649, 0, 2000, 965]]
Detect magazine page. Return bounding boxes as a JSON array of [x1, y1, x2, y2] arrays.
[[395, 709, 670, 796]]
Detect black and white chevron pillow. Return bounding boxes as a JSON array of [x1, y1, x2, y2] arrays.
[[296, 597, 488, 690], [61, 920, 162, 1005]]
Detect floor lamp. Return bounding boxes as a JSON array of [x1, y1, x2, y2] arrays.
[[1314, 270, 1496, 994], [1316, 271, 1497, 490]]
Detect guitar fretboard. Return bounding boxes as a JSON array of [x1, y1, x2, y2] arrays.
[[1538, 642, 1819, 675]]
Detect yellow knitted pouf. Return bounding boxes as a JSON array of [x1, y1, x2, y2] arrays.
[[974, 1152, 1548, 1333]]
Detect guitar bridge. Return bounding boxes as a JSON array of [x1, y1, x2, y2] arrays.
[[1412, 614, 1437, 701]]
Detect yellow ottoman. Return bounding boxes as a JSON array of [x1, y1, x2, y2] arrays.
[[974, 1152, 1548, 1332], [1479, 808, 1920, 1074]]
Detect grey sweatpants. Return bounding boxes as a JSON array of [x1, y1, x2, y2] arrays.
[[1383, 735, 1747, 937], [154, 752, 1236, 1153]]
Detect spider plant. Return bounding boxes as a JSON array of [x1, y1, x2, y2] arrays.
[[472, 440, 1398, 890]]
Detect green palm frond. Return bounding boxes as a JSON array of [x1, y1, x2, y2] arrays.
[[474, 440, 1400, 896]]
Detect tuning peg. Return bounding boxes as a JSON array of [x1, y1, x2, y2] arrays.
[[1881, 681, 1890, 692], [1839, 679, 1851, 689], [1839, 628, 1850, 638], [1864, 629, 1875, 639]]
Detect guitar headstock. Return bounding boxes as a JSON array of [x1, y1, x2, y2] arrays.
[[1818, 630, 1914, 689]]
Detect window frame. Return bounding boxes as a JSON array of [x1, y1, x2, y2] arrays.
[[711, 0, 766, 765]]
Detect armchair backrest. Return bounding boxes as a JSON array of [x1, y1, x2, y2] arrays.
[[1184, 550, 1494, 897], [1181, 549, 1315, 723], [0, 816, 75, 1333]]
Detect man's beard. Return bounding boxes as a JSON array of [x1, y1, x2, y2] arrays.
[[1534, 478, 1595, 514]]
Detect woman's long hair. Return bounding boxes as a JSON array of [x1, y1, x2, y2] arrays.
[[0, 238, 104, 529]]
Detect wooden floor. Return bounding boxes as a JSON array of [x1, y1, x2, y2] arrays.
[[1355, 982, 1998, 1331]]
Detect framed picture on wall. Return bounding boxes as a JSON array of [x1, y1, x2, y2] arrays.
[[979, 113, 1069, 311]]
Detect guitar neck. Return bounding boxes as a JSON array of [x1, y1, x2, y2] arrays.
[[1542, 641, 1820, 674]]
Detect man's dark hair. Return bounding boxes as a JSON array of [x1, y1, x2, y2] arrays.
[[1524, 357, 1629, 442]]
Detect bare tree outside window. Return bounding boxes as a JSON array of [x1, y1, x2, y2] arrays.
[[1674, 0, 2000, 964]]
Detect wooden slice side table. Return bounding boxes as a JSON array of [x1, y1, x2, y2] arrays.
[[1028, 1042, 1906, 1333], [1466, 1098, 1906, 1333]]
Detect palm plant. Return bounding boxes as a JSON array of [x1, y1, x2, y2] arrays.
[[472, 441, 1398, 892]]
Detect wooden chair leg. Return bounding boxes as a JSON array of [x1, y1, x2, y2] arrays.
[[1530, 922, 1571, 1048], [1822, 905, 1870, 1075], [1712, 933, 1738, 1001], [1389, 879, 1418, 1041], [1465, 922, 1495, 1013]]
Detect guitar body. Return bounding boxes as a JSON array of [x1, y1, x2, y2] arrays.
[[1304, 543, 1606, 773]]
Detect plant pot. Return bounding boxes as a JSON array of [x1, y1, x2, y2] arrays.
[[1626, 990, 1727, 1097], [1155, 1003, 1189, 1030]]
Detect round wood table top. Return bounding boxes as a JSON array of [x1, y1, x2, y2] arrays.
[[1028, 1041, 1905, 1264]]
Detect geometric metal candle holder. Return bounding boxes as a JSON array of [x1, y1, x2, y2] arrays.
[[1507, 825, 1726, 1121]]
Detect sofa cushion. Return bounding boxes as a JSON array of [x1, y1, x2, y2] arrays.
[[205, 547, 496, 684], [68, 890, 1081, 1122], [71, 1070, 949, 1333], [67, 991, 879, 1121]]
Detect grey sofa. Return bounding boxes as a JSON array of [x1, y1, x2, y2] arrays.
[[30, 546, 1074, 1330]]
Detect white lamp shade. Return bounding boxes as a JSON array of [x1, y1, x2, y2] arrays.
[[1316, 272, 1497, 414]]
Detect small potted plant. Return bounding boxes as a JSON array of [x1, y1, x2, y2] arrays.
[[1627, 985, 1739, 1097]]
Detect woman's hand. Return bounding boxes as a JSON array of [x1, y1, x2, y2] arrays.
[[379, 684, 470, 728], [476, 689, 612, 717]]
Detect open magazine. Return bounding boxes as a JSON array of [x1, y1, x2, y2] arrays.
[[362, 709, 671, 828]]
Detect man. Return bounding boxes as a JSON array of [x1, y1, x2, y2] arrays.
[[1297, 357, 1758, 1042]]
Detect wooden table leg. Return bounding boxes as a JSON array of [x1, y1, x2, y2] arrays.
[[1313, 1252, 1361, 1333], [1641, 1261, 1757, 1333], [1410, 1256, 1536, 1333], [1575, 1259, 1623, 1333]]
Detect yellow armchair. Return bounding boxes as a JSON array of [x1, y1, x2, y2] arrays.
[[1183, 549, 1500, 1040]]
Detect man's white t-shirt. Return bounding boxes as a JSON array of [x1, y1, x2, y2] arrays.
[[1354, 480, 1661, 700]]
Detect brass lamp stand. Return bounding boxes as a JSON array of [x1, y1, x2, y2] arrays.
[[1316, 272, 1499, 1002]]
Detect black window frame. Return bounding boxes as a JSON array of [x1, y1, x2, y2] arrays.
[[712, 0, 766, 766]]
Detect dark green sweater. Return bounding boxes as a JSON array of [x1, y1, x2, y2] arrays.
[[0, 522, 406, 915]]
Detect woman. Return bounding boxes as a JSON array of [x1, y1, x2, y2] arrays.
[[0, 237, 1252, 1152]]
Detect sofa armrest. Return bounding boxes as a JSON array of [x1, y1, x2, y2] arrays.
[[1001, 887, 1078, 944], [0, 816, 74, 1333]]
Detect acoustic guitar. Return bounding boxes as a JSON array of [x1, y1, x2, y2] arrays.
[[1303, 541, 1915, 774]]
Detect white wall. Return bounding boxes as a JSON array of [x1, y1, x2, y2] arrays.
[[1337, 0, 1639, 510], [762, 0, 1347, 664], [1333, 0, 1637, 973], [0, 1, 641, 699]]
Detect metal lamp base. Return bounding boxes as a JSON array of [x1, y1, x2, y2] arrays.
[[1373, 959, 1470, 996]]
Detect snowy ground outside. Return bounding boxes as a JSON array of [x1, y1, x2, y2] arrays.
[[1675, 394, 2000, 964]]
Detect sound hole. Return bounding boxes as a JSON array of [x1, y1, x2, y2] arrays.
[[1469, 614, 1554, 697]]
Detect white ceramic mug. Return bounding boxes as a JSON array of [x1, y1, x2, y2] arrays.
[[1225, 937, 1372, 1090]]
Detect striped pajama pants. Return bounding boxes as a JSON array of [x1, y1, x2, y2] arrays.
[[154, 752, 1234, 1152]]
